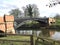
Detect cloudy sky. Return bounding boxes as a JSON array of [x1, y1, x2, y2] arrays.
[[0, 0, 60, 17]]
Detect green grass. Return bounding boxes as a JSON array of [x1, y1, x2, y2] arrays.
[[0, 35, 37, 45], [0, 35, 30, 40], [55, 19, 60, 25], [0, 35, 31, 45], [0, 36, 60, 45]]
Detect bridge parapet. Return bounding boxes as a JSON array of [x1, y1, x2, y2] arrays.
[[15, 17, 48, 24]]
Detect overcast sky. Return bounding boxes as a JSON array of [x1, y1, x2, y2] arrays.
[[0, 0, 60, 17]]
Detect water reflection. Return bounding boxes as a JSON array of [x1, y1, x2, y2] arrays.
[[51, 32, 60, 40], [39, 30, 55, 37], [16, 29, 60, 40], [41, 29, 60, 40]]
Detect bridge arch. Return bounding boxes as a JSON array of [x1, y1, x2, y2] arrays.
[[0, 30, 4, 37], [15, 20, 47, 29], [0, 30, 4, 33]]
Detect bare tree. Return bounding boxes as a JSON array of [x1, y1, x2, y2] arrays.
[[46, 0, 60, 7]]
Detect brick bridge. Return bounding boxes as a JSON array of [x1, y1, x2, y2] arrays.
[[15, 17, 55, 29]]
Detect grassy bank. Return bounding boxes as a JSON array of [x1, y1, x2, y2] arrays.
[[0, 35, 60, 45], [0, 35, 31, 45]]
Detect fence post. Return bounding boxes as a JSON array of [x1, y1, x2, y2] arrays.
[[35, 40, 38, 45], [30, 35, 34, 45], [53, 41, 55, 45]]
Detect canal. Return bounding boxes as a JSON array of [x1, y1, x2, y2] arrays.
[[16, 29, 60, 40]]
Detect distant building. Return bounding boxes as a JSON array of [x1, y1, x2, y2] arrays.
[[48, 18, 56, 25]]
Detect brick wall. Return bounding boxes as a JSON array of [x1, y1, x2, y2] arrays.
[[0, 17, 5, 32], [0, 15, 15, 34], [0, 24, 5, 32], [0, 17, 4, 23], [4, 15, 14, 22]]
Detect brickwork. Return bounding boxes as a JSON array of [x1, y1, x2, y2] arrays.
[[0, 17, 4, 23], [4, 15, 14, 22], [0, 24, 5, 32], [0, 15, 15, 34]]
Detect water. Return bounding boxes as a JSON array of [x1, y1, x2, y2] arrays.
[[51, 31, 60, 40], [16, 29, 60, 40], [40, 29, 60, 40]]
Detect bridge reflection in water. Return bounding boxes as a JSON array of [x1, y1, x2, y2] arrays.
[[16, 29, 60, 40]]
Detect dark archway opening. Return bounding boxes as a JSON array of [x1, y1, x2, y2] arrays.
[[0, 30, 5, 37]]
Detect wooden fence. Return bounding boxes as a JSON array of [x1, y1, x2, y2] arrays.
[[35, 37, 60, 45], [0, 33, 60, 45], [0, 33, 34, 45]]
